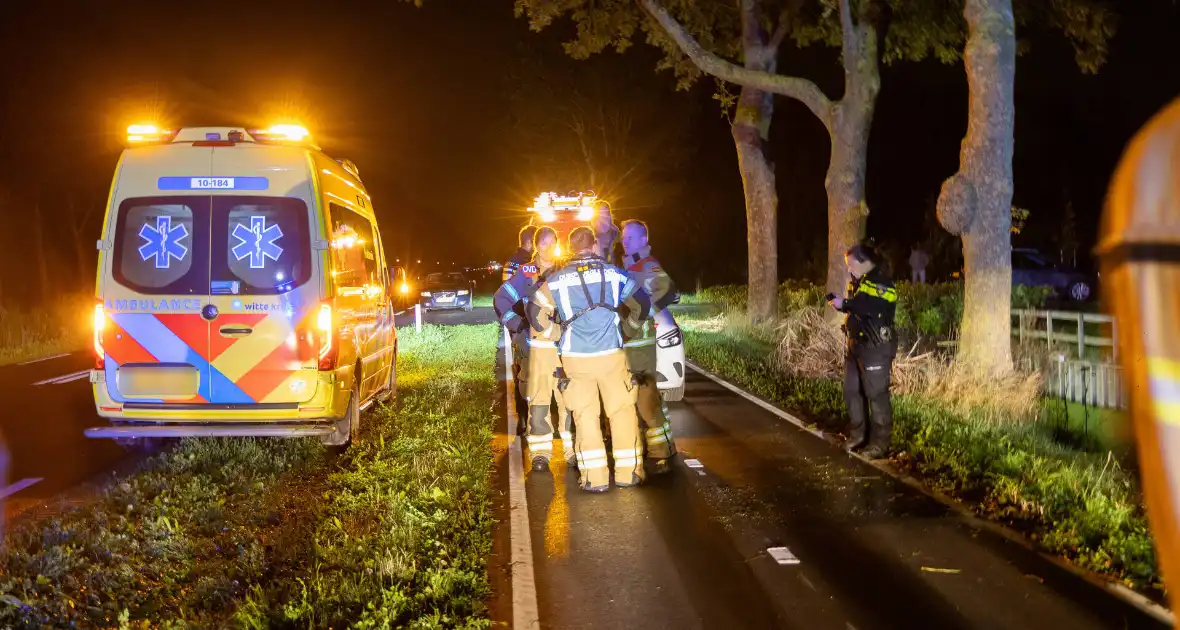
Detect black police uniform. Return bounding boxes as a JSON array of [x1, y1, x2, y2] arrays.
[[837, 266, 898, 456]]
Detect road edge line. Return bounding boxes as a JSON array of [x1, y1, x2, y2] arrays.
[[17, 352, 71, 366], [685, 360, 1175, 627], [504, 326, 540, 630]]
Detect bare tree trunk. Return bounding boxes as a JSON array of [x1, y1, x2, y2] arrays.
[[937, 0, 1016, 374], [824, 17, 880, 299], [733, 0, 780, 323], [733, 83, 778, 322]]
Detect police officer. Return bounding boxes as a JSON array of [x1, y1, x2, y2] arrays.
[[528, 227, 652, 492], [620, 219, 678, 474], [827, 242, 898, 459], [520, 227, 575, 469], [503, 225, 538, 283]]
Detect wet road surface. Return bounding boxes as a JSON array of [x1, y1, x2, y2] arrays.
[[513, 367, 1168, 629]]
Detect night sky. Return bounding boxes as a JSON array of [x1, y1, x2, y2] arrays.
[[0, 0, 1175, 303]]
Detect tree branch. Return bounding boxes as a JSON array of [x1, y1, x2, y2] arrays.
[[769, 8, 791, 51], [638, 0, 833, 128], [839, 0, 857, 69]]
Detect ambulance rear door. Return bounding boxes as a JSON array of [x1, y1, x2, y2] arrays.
[[203, 145, 322, 405]]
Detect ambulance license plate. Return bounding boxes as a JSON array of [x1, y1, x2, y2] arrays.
[[191, 177, 235, 189]]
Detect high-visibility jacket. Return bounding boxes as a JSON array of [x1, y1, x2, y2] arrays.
[[622, 247, 678, 348], [838, 266, 898, 351], [527, 252, 651, 357]]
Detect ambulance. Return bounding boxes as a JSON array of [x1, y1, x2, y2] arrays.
[[85, 124, 397, 447]]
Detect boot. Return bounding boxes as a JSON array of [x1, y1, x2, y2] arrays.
[[531, 455, 550, 472], [860, 444, 888, 460]]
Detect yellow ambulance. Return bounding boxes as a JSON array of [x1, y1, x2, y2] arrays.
[[86, 124, 396, 446]]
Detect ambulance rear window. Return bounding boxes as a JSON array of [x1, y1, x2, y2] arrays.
[[212, 197, 312, 295], [112, 198, 209, 295]]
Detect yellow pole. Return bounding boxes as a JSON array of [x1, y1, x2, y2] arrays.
[[1098, 96, 1180, 618]]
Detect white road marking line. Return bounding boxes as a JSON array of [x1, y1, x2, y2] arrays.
[[32, 370, 90, 386], [17, 353, 71, 366], [504, 326, 540, 630], [767, 546, 801, 565], [686, 361, 1176, 625], [0, 478, 42, 499]]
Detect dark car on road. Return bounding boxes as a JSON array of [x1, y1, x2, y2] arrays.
[[1012, 248, 1095, 302], [420, 271, 475, 311]]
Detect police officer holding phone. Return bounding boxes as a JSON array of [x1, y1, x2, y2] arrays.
[[827, 242, 898, 459]]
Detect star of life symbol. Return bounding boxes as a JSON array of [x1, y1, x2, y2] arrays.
[[232, 216, 284, 269], [138, 216, 190, 269]]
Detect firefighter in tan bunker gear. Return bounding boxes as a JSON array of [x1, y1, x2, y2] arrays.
[[523, 227, 575, 468], [620, 220, 678, 473], [528, 227, 652, 492]]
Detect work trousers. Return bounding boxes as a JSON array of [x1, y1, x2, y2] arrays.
[[624, 343, 675, 460], [562, 351, 644, 490], [510, 329, 530, 435], [843, 345, 894, 450], [524, 345, 574, 460]]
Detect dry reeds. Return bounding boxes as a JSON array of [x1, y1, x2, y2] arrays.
[[772, 306, 1041, 423]]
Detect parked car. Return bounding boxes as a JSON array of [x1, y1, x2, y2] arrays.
[[420, 271, 475, 311], [1012, 248, 1095, 302]]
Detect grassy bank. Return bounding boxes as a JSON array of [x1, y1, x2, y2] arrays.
[[0, 323, 499, 627], [677, 301, 1158, 592], [0, 295, 91, 366]]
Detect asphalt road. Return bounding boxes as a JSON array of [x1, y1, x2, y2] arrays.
[[505, 362, 1168, 629], [0, 353, 128, 520]]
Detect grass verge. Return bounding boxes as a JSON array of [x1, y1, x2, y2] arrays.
[[0, 323, 498, 628], [0, 295, 91, 366], [678, 309, 1159, 593]]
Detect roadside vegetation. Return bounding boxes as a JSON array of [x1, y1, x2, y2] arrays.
[[0, 294, 91, 366], [677, 283, 1157, 593], [0, 323, 498, 628]]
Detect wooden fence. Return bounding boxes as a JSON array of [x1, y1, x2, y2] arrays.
[[1012, 310, 1124, 409], [1011, 309, 1117, 360]]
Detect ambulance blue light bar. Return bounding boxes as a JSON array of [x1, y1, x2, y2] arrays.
[[157, 177, 270, 191]]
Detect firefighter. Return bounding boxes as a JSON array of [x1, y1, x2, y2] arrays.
[[528, 227, 652, 492], [827, 242, 898, 460], [620, 219, 678, 474], [523, 226, 575, 469], [592, 202, 621, 267], [503, 225, 538, 283]]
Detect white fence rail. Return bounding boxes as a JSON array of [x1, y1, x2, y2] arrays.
[[1011, 309, 1117, 360]]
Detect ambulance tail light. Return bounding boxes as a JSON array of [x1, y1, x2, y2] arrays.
[[317, 302, 338, 370], [93, 303, 106, 370]]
